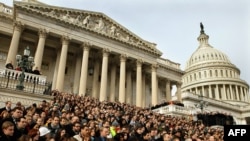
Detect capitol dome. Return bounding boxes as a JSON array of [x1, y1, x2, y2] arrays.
[[182, 23, 249, 106], [185, 25, 235, 71]]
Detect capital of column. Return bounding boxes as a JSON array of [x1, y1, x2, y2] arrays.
[[38, 28, 48, 38], [102, 48, 110, 57], [136, 59, 143, 67], [151, 64, 159, 72], [13, 21, 24, 32], [120, 54, 127, 62], [81, 42, 92, 51], [61, 35, 70, 45], [176, 82, 182, 87]]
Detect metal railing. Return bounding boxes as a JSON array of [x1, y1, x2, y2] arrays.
[[0, 69, 51, 95]]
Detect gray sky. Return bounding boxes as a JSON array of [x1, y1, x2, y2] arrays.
[[2, 0, 250, 85]]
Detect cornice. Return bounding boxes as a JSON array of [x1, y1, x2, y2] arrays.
[[0, 13, 13, 23], [182, 78, 249, 88], [14, 1, 162, 57], [158, 64, 184, 74], [185, 61, 239, 73]]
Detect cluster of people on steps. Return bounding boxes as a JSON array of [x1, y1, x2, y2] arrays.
[[0, 90, 225, 141]]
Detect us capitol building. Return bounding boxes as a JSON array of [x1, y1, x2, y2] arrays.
[[0, 0, 249, 124]]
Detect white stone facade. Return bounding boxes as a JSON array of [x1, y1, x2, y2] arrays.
[[0, 1, 183, 108], [181, 25, 250, 124]]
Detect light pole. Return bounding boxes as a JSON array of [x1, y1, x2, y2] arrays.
[[16, 46, 34, 90], [194, 94, 208, 113]]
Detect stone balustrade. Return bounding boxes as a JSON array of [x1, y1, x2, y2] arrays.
[[0, 68, 47, 84], [157, 58, 180, 69], [152, 104, 191, 116]]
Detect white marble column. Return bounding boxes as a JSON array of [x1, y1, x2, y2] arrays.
[[73, 53, 82, 94], [166, 80, 171, 101], [110, 63, 117, 101], [209, 85, 212, 98], [202, 86, 205, 97], [229, 85, 233, 100], [247, 89, 250, 103], [151, 64, 158, 106], [240, 87, 244, 101], [222, 84, 226, 100], [92, 58, 100, 99], [243, 87, 249, 102], [99, 48, 110, 101], [136, 59, 143, 107], [52, 48, 60, 90], [142, 72, 146, 107], [33, 28, 48, 70], [235, 85, 239, 100], [55, 36, 70, 91], [126, 69, 132, 104], [176, 82, 182, 102], [79, 42, 91, 96], [215, 84, 220, 100], [119, 54, 127, 103], [6, 21, 23, 65]]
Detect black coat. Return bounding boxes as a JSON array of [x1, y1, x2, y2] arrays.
[[0, 134, 16, 141], [94, 136, 107, 141]]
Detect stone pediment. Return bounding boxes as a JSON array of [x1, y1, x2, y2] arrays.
[[14, 1, 162, 56]]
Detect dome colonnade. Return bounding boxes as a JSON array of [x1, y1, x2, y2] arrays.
[[182, 23, 250, 105]]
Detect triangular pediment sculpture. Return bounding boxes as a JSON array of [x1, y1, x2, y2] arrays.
[[14, 1, 162, 56]]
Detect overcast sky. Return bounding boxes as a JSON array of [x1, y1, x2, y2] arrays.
[[2, 0, 250, 85]]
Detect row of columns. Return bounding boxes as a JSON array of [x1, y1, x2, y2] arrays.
[[190, 84, 249, 102], [184, 69, 240, 84], [6, 21, 182, 107]]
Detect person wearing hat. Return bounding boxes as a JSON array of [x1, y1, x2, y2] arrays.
[[38, 126, 51, 141]]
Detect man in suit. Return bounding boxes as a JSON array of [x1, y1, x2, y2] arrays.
[[94, 127, 110, 141], [0, 101, 12, 114], [0, 121, 16, 141], [0, 107, 23, 141]]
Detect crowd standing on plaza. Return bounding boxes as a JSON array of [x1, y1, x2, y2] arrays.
[[0, 90, 225, 141]]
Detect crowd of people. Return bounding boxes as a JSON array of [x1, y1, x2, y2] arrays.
[[0, 90, 226, 141], [151, 101, 184, 110], [196, 112, 234, 126]]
